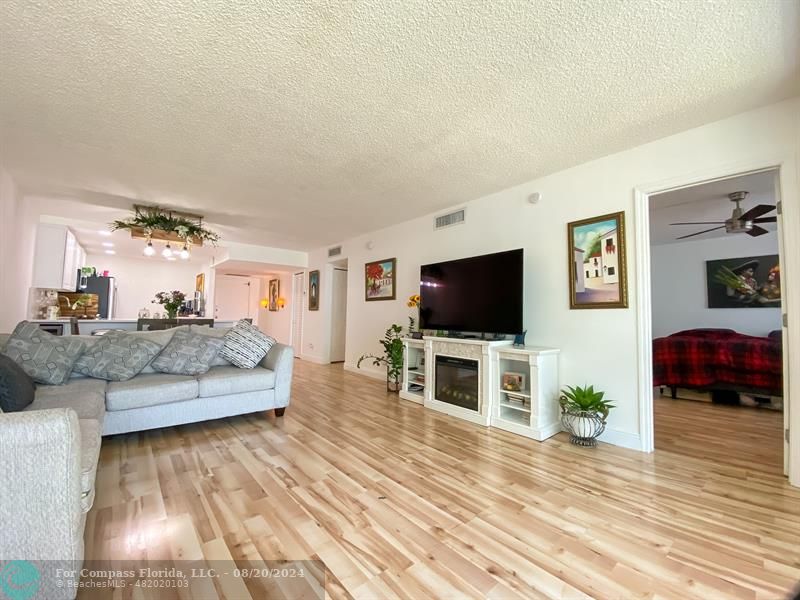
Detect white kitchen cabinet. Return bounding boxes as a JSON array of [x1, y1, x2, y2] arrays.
[[32, 224, 85, 292]]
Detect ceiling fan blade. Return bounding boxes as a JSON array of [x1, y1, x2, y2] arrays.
[[740, 204, 775, 221], [753, 216, 777, 223], [669, 221, 726, 226], [746, 225, 769, 237], [675, 226, 726, 240]]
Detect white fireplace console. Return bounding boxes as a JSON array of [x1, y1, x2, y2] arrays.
[[400, 336, 560, 439], [422, 336, 512, 426]]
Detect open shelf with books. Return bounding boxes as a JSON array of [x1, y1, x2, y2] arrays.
[[490, 346, 560, 440], [400, 338, 426, 404]]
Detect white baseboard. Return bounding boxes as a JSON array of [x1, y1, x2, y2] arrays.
[[299, 354, 329, 365], [597, 428, 642, 451], [343, 362, 385, 381]]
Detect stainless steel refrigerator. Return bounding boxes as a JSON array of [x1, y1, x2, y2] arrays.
[[76, 273, 117, 319]]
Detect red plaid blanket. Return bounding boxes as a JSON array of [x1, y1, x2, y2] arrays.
[[653, 329, 782, 395]]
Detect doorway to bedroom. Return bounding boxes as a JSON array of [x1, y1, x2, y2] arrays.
[[647, 170, 785, 473]]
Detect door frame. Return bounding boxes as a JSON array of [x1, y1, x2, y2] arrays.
[[633, 155, 799, 486], [329, 265, 349, 363], [290, 271, 305, 356]]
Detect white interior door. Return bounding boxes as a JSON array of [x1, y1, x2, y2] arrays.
[[291, 272, 304, 356], [214, 276, 253, 321], [330, 268, 348, 362]]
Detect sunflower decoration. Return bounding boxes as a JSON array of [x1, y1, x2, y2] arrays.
[[407, 294, 421, 332]]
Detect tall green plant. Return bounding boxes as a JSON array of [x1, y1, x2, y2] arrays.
[[357, 323, 405, 383]]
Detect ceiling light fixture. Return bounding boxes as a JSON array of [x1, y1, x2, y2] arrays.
[[179, 244, 190, 260], [143, 239, 156, 256], [98, 230, 112, 237], [104, 249, 116, 255], [162, 242, 173, 258], [102, 242, 114, 248]]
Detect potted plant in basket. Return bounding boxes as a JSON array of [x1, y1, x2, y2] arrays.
[[559, 384, 615, 447], [152, 290, 187, 320], [357, 323, 405, 392]]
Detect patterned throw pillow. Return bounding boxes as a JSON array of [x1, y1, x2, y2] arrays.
[[73, 331, 162, 381], [2, 321, 86, 385], [219, 319, 276, 369], [150, 329, 225, 376]]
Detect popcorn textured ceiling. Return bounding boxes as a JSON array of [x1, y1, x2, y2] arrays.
[[1, 0, 797, 249]]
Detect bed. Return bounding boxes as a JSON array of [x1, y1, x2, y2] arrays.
[[653, 328, 783, 397]]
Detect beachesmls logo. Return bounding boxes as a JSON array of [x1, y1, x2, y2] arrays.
[[0, 561, 40, 600]]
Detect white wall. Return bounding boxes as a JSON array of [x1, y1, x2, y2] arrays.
[[0, 168, 36, 332], [257, 272, 294, 344], [651, 234, 781, 338], [302, 97, 799, 450], [85, 253, 201, 319]]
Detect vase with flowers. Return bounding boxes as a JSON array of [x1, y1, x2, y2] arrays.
[[152, 290, 186, 319], [406, 293, 422, 338]]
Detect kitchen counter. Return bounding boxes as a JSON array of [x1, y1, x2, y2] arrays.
[[76, 319, 238, 335]]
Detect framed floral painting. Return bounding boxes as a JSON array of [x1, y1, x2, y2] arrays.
[[365, 258, 396, 301], [568, 211, 628, 309]]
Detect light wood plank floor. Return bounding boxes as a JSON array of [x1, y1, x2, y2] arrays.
[[85, 361, 800, 599]]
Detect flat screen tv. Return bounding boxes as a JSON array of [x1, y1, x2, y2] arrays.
[[419, 249, 523, 335]]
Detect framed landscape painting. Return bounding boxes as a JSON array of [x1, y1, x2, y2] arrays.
[[706, 254, 780, 308], [568, 211, 628, 309], [268, 278, 280, 311], [365, 258, 396, 301], [308, 270, 320, 311]]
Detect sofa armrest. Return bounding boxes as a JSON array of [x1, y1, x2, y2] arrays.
[[261, 343, 294, 408], [0, 408, 84, 563]]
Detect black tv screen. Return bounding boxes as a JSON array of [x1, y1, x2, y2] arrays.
[[419, 249, 523, 334]]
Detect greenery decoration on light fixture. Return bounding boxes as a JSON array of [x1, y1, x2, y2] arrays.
[[110, 205, 220, 245]]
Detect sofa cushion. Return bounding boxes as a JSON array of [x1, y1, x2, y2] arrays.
[[106, 373, 199, 411], [73, 331, 163, 381], [219, 320, 276, 369], [129, 326, 189, 374], [78, 418, 101, 512], [26, 389, 106, 423], [35, 377, 108, 397], [151, 329, 224, 376], [2, 321, 86, 385], [189, 325, 233, 367], [197, 365, 276, 398], [0, 354, 35, 412]]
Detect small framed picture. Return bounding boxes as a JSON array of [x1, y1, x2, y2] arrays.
[[568, 211, 628, 309], [268, 278, 280, 311], [365, 258, 396, 301], [308, 270, 320, 311], [502, 372, 525, 392]]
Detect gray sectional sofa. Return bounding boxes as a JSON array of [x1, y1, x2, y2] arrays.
[[0, 324, 293, 599]]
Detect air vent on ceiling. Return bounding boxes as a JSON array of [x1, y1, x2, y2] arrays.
[[434, 208, 466, 230], [328, 245, 342, 257]]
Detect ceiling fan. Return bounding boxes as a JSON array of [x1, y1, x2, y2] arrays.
[[670, 191, 777, 240]]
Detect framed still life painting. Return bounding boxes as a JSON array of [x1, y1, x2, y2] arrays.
[[365, 258, 396, 301], [706, 254, 780, 308], [568, 211, 628, 309]]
